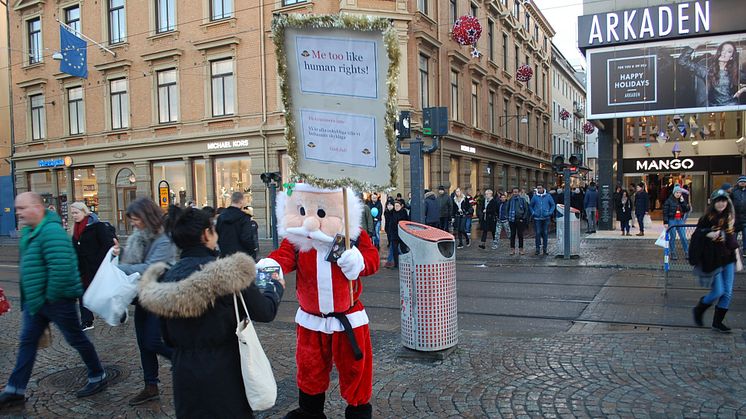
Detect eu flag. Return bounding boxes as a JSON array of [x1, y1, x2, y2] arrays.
[[59, 26, 87, 79]]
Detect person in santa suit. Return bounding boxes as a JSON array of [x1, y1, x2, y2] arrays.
[[257, 183, 379, 419]]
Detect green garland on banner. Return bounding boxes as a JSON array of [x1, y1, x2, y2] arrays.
[[272, 13, 400, 191]]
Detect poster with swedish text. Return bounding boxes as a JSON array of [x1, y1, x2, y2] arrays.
[[273, 14, 399, 190]]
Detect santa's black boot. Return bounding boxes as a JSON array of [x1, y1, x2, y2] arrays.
[[345, 403, 372, 419], [283, 390, 327, 419]]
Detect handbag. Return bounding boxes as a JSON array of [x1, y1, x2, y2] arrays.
[[655, 230, 668, 248], [83, 247, 140, 326], [736, 249, 744, 272], [643, 214, 653, 229], [233, 292, 277, 411]]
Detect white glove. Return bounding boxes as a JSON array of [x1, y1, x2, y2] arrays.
[[337, 246, 365, 280], [255, 257, 284, 281]]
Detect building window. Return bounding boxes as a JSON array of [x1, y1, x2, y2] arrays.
[[541, 72, 546, 99], [27, 18, 42, 65], [526, 111, 531, 146], [64, 5, 81, 34], [211, 59, 234, 117], [503, 99, 509, 138], [449, 0, 457, 23], [157, 69, 178, 123], [502, 33, 508, 69], [534, 65, 539, 92], [67, 87, 84, 135], [156, 0, 175, 33], [29, 94, 46, 140], [450, 70, 459, 121], [417, 0, 428, 15], [488, 90, 495, 133], [215, 156, 252, 208], [110, 78, 129, 129], [419, 54, 429, 109], [514, 45, 519, 72], [152, 161, 187, 206], [282, 0, 307, 6], [108, 0, 126, 44], [534, 24, 539, 41], [543, 36, 547, 51], [515, 105, 521, 143], [470, 2, 478, 16], [487, 20, 494, 62], [513, 0, 520, 18], [73, 168, 98, 213], [211, 0, 233, 20], [471, 82, 479, 128]]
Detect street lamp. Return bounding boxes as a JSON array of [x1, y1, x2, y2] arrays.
[[499, 114, 528, 127]]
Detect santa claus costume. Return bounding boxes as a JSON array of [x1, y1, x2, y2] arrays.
[[258, 183, 379, 419]]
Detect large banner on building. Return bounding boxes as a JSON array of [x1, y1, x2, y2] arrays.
[[273, 15, 399, 190], [587, 33, 746, 118]]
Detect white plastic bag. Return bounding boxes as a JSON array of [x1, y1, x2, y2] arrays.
[[83, 247, 140, 326], [643, 214, 653, 229], [655, 230, 668, 248], [233, 293, 276, 411]]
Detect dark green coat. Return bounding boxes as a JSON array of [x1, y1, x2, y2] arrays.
[[20, 210, 82, 315]]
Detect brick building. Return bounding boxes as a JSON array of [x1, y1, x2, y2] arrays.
[[8, 0, 553, 235]]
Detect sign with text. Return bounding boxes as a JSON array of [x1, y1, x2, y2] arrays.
[[587, 33, 746, 118], [622, 156, 740, 174], [275, 15, 399, 190]]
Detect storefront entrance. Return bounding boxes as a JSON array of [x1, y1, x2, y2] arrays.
[[115, 168, 138, 234], [624, 172, 707, 218]]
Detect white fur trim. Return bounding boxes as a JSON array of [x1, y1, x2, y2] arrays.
[[295, 307, 369, 334], [276, 186, 363, 241], [316, 251, 335, 314]]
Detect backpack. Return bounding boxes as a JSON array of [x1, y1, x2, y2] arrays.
[[103, 221, 117, 240]]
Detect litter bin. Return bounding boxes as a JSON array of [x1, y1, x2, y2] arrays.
[[555, 204, 581, 256], [398, 221, 457, 352]]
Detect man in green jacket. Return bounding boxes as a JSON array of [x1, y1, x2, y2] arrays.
[[0, 193, 107, 409]]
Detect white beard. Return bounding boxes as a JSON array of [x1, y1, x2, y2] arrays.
[[285, 227, 335, 254]]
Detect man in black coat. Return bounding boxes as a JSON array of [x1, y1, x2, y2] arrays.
[[423, 190, 440, 227], [436, 185, 453, 231], [216, 192, 258, 260]]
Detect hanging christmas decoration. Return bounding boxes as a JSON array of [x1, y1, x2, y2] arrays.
[[582, 121, 595, 134], [516, 64, 533, 82], [559, 108, 570, 120], [656, 131, 668, 145], [452, 15, 482, 58]]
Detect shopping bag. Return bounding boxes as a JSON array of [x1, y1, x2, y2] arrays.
[[643, 214, 653, 229], [234, 293, 276, 411], [736, 249, 744, 272], [83, 247, 140, 326], [0, 287, 10, 315], [655, 231, 668, 248]]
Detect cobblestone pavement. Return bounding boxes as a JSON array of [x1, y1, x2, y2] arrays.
[[2, 301, 746, 418]]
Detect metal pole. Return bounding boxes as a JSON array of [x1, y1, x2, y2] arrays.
[[268, 182, 279, 250], [564, 167, 571, 259], [409, 136, 424, 223]]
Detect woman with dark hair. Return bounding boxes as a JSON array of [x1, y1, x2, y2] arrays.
[[678, 41, 746, 106], [138, 206, 284, 417], [112, 197, 176, 406], [616, 190, 632, 236], [691, 189, 739, 333]]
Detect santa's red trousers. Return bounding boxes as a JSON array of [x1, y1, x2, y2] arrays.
[[295, 323, 373, 406]]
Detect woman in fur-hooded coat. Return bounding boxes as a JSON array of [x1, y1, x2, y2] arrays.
[[138, 207, 284, 418]]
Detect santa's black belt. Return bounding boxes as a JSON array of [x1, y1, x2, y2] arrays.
[[320, 311, 363, 361]]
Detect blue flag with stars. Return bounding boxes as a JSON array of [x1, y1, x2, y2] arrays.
[[59, 26, 87, 78]]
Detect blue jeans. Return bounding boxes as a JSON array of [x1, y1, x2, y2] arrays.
[[636, 214, 646, 233], [466, 217, 472, 237], [387, 237, 395, 263], [5, 300, 105, 395], [740, 224, 746, 252], [373, 221, 381, 247], [703, 262, 736, 309], [134, 304, 173, 385], [667, 219, 689, 257], [534, 218, 549, 251]]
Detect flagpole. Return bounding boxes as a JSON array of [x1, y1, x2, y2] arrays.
[[55, 19, 117, 58]]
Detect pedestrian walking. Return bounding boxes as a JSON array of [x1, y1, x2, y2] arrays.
[[663, 185, 691, 260], [583, 182, 599, 234], [465, 187, 477, 242], [367, 193, 383, 249], [216, 192, 258, 260], [453, 188, 472, 249], [436, 185, 453, 232], [478, 189, 498, 249], [112, 197, 176, 406], [384, 200, 409, 268], [635, 183, 650, 236], [628, 183, 637, 228], [423, 190, 440, 227], [495, 193, 511, 249], [529, 184, 555, 256], [70, 202, 116, 331], [616, 190, 633, 236], [508, 187, 529, 255], [0, 193, 107, 409], [691, 189, 739, 333], [359, 193, 376, 239], [732, 176, 746, 252], [137, 206, 285, 417]]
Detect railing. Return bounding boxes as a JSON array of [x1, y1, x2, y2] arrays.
[[662, 224, 698, 296]]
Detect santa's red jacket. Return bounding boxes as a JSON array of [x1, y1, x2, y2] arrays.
[[267, 230, 379, 332]]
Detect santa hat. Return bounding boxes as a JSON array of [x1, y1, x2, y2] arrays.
[[276, 182, 363, 240]]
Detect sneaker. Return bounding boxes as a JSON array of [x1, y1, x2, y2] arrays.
[[82, 323, 94, 332], [478, 244, 486, 249], [535, 250, 540, 256], [712, 323, 732, 333], [0, 392, 25, 409], [543, 250, 549, 256], [491, 243, 498, 250], [76, 377, 108, 398], [457, 244, 464, 249], [129, 385, 159, 406], [519, 249, 525, 255], [466, 241, 471, 247], [510, 249, 515, 255]]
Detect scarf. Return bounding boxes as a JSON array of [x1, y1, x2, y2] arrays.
[[120, 228, 159, 264], [73, 216, 88, 241]]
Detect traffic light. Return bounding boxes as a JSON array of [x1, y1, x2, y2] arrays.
[[569, 153, 584, 166], [551, 154, 565, 173], [422, 107, 449, 136], [397, 111, 411, 139]]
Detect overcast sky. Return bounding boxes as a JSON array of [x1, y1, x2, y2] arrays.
[[533, 0, 587, 69]]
